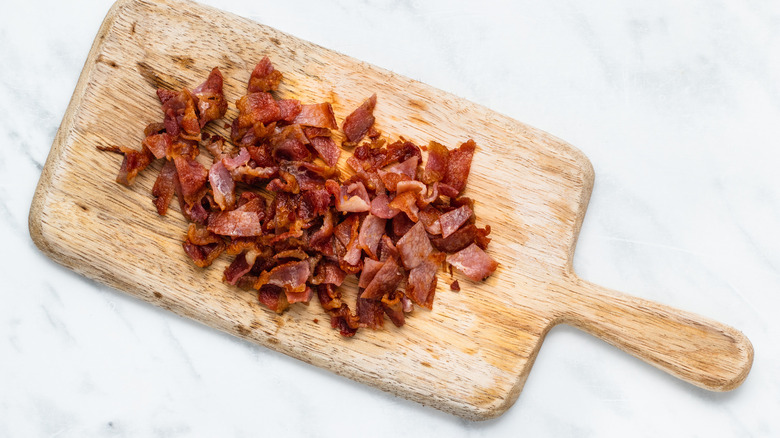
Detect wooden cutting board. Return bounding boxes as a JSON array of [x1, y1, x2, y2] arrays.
[[29, 0, 753, 420]]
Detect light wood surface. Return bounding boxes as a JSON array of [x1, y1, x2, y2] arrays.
[[28, 0, 753, 420]]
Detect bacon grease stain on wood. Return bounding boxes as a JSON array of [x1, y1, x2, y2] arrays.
[[29, 0, 753, 421]]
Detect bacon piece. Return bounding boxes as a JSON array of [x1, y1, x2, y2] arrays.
[[237, 92, 281, 127], [257, 260, 311, 293], [208, 160, 236, 211], [222, 147, 251, 170], [333, 214, 362, 266], [248, 56, 283, 93], [311, 260, 347, 286], [438, 204, 474, 238], [173, 156, 208, 205], [257, 285, 290, 313], [192, 67, 228, 128], [182, 238, 225, 268], [358, 214, 386, 259], [396, 222, 433, 270], [406, 254, 442, 309], [442, 139, 476, 194], [381, 290, 405, 327], [309, 209, 335, 248], [143, 133, 174, 160], [383, 140, 422, 168], [329, 303, 359, 337], [391, 213, 415, 239], [358, 258, 385, 288], [152, 159, 177, 215], [447, 243, 498, 281], [370, 192, 401, 219], [327, 180, 371, 213], [160, 89, 200, 139], [361, 256, 403, 300], [298, 187, 331, 222], [379, 156, 418, 192], [317, 283, 342, 311], [310, 136, 341, 167], [356, 297, 385, 329], [277, 99, 302, 123], [388, 190, 419, 222], [430, 224, 490, 253], [418, 204, 442, 235], [187, 223, 221, 246], [208, 211, 263, 237], [292, 103, 337, 129], [343, 94, 377, 144], [450, 280, 460, 291], [286, 286, 314, 304], [97, 145, 155, 186], [422, 140, 449, 184], [378, 235, 400, 262], [224, 251, 253, 285]]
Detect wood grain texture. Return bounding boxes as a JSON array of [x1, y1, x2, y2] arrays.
[[28, 0, 753, 420]]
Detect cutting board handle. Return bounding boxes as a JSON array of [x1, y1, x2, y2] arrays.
[[557, 276, 753, 391]]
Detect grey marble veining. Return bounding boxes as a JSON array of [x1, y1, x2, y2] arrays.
[[2, 0, 779, 436]]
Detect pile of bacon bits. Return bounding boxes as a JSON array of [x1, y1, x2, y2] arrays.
[[99, 57, 498, 336]]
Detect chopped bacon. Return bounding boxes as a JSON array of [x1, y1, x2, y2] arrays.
[[237, 92, 281, 127], [356, 297, 385, 329], [143, 133, 174, 160], [286, 286, 314, 304], [361, 256, 403, 300], [358, 258, 385, 288], [388, 190, 420, 222], [358, 214, 386, 259], [292, 103, 338, 129], [312, 260, 347, 286], [257, 260, 311, 293], [343, 94, 377, 144], [102, 60, 498, 337], [418, 204, 442, 235], [317, 283, 342, 311], [222, 147, 251, 170], [173, 156, 208, 205], [406, 254, 441, 309], [450, 280, 460, 292], [224, 251, 253, 285], [248, 56, 283, 93], [381, 290, 405, 327], [258, 285, 290, 313], [329, 303, 359, 337], [152, 159, 177, 215], [442, 139, 476, 194], [310, 136, 341, 167], [430, 224, 490, 253], [182, 238, 225, 268], [438, 204, 473, 238], [422, 141, 449, 184], [160, 88, 200, 139], [97, 145, 155, 186], [208, 210, 263, 237], [396, 222, 434, 270], [277, 99, 303, 123], [192, 67, 228, 128], [379, 156, 418, 191], [447, 243, 498, 281], [370, 192, 401, 219], [208, 160, 236, 210]]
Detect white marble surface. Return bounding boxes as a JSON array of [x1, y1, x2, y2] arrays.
[[2, 0, 779, 436]]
